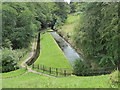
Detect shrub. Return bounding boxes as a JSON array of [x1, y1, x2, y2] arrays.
[[2, 48, 20, 73], [109, 70, 119, 88], [73, 59, 89, 76]]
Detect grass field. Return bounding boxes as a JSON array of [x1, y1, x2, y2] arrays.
[[34, 33, 72, 69], [2, 72, 112, 88]]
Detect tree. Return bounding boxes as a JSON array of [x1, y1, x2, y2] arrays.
[[73, 2, 119, 68], [2, 2, 70, 72], [2, 48, 20, 72]]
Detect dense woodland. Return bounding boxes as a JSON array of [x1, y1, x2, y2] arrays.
[[73, 2, 119, 71], [2, 2, 69, 72], [1, 2, 119, 74]]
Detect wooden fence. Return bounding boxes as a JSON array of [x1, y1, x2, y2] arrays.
[[32, 64, 73, 76], [32, 63, 117, 77]]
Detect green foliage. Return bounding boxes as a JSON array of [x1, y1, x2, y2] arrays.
[[66, 14, 79, 24], [2, 2, 69, 49], [2, 39, 12, 48], [109, 70, 119, 88], [73, 59, 89, 75], [58, 14, 79, 43], [2, 2, 69, 73], [2, 48, 20, 72], [69, 2, 78, 13], [73, 2, 119, 68], [51, 2, 70, 30], [2, 3, 36, 49]]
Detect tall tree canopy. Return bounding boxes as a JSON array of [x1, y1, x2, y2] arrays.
[[74, 2, 119, 68], [2, 2, 69, 49], [2, 2, 69, 72]]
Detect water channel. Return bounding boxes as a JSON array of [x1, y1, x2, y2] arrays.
[[48, 31, 83, 66]]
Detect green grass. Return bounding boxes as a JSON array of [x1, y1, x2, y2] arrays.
[[2, 14, 117, 88], [66, 14, 79, 24], [2, 29, 116, 88], [47, 29, 54, 32], [34, 33, 71, 69], [2, 72, 111, 88], [2, 68, 26, 79], [59, 14, 79, 39], [0, 73, 2, 90], [109, 70, 119, 88]]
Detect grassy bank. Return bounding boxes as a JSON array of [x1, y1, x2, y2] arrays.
[[58, 14, 79, 40], [34, 33, 72, 69], [2, 72, 111, 88], [2, 68, 26, 79]]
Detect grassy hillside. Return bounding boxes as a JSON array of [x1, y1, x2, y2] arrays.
[[3, 72, 111, 88], [2, 68, 26, 79], [59, 14, 79, 41], [34, 33, 72, 69]]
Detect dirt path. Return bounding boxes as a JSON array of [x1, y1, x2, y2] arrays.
[[20, 39, 56, 78], [27, 67, 56, 78]]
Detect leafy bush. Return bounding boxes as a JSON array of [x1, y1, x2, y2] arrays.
[[109, 70, 119, 88], [2, 48, 20, 73], [73, 59, 89, 76], [2, 39, 12, 48]]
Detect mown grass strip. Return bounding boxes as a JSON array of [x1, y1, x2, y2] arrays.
[[34, 33, 72, 69], [2, 68, 27, 79], [2, 72, 111, 88]]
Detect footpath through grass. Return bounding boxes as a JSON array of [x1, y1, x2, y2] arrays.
[[17, 53, 30, 66], [34, 33, 72, 69]]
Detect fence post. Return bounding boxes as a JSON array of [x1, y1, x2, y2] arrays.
[[26, 66, 27, 70], [49, 67, 51, 74], [43, 65, 44, 72], [56, 68, 58, 76], [14, 66, 16, 70], [64, 70, 66, 76], [38, 64, 39, 69], [32, 64, 34, 69]]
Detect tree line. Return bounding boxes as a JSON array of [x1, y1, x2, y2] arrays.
[[73, 2, 119, 73], [2, 2, 69, 72]]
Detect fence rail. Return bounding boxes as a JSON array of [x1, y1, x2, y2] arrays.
[[32, 64, 116, 77], [32, 64, 73, 76]]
